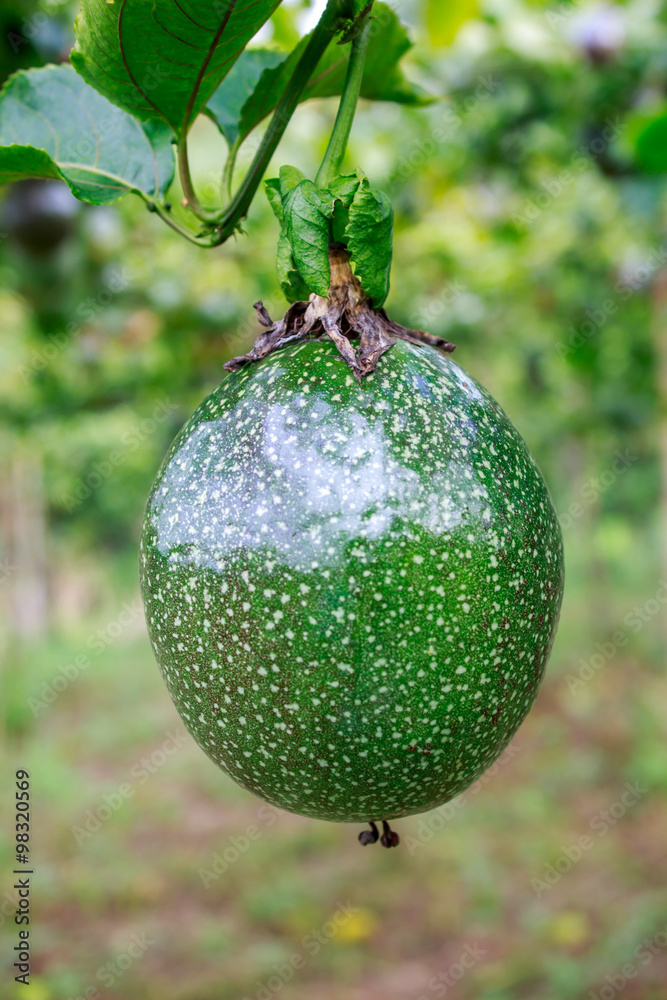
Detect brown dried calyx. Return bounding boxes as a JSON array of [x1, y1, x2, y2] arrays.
[[224, 246, 456, 381]]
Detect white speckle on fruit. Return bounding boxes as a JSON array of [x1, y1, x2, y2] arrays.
[[140, 339, 563, 823]]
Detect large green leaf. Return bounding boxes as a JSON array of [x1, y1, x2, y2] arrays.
[[0, 65, 175, 205], [207, 4, 431, 150], [71, 0, 283, 137]]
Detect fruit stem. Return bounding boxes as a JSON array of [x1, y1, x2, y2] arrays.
[[315, 18, 372, 189]]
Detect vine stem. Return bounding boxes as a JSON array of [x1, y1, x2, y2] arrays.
[[149, 201, 218, 248], [177, 137, 219, 224], [315, 19, 372, 189], [164, 1, 374, 243], [223, 136, 242, 201], [214, 0, 343, 242]]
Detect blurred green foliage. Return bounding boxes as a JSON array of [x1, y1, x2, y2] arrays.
[[1, 1, 666, 998]]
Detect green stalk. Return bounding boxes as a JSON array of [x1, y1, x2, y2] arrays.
[[214, 0, 343, 243], [150, 200, 218, 247], [222, 136, 242, 201], [178, 136, 220, 224], [315, 19, 372, 189]]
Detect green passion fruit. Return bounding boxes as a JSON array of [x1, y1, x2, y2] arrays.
[[140, 338, 563, 831]]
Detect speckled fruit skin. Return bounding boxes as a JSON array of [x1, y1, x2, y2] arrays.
[[140, 338, 563, 823]]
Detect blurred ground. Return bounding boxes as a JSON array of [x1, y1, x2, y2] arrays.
[[1, 544, 666, 1000]]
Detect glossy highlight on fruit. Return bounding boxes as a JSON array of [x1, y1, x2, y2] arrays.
[[140, 339, 564, 823]]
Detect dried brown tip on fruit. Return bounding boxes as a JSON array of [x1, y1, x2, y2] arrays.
[[225, 248, 456, 380], [380, 820, 400, 848], [358, 821, 380, 845]]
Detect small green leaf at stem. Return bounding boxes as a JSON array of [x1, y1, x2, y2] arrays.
[[267, 172, 315, 299], [279, 165, 307, 197], [276, 229, 312, 302], [329, 172, 362, 206], [330, 172, 362, 243], [265, 165, 309, 225], [284, 179, 333, 297], [344, 178, 393, 307], [332, 200, 350, 245], [265, 177, 285, 224], [267, 170, 393, 308], [0, 65, 175, 204]]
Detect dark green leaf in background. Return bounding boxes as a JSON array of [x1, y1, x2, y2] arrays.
[[206, 4, 431, 151], [71, 0, 283, 136], [425, 0, 478, 46], [633, 113, 667, 173], [291, 4, 432, 105], [207, 49, 285, 148], [0, 65, 175, 204]]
